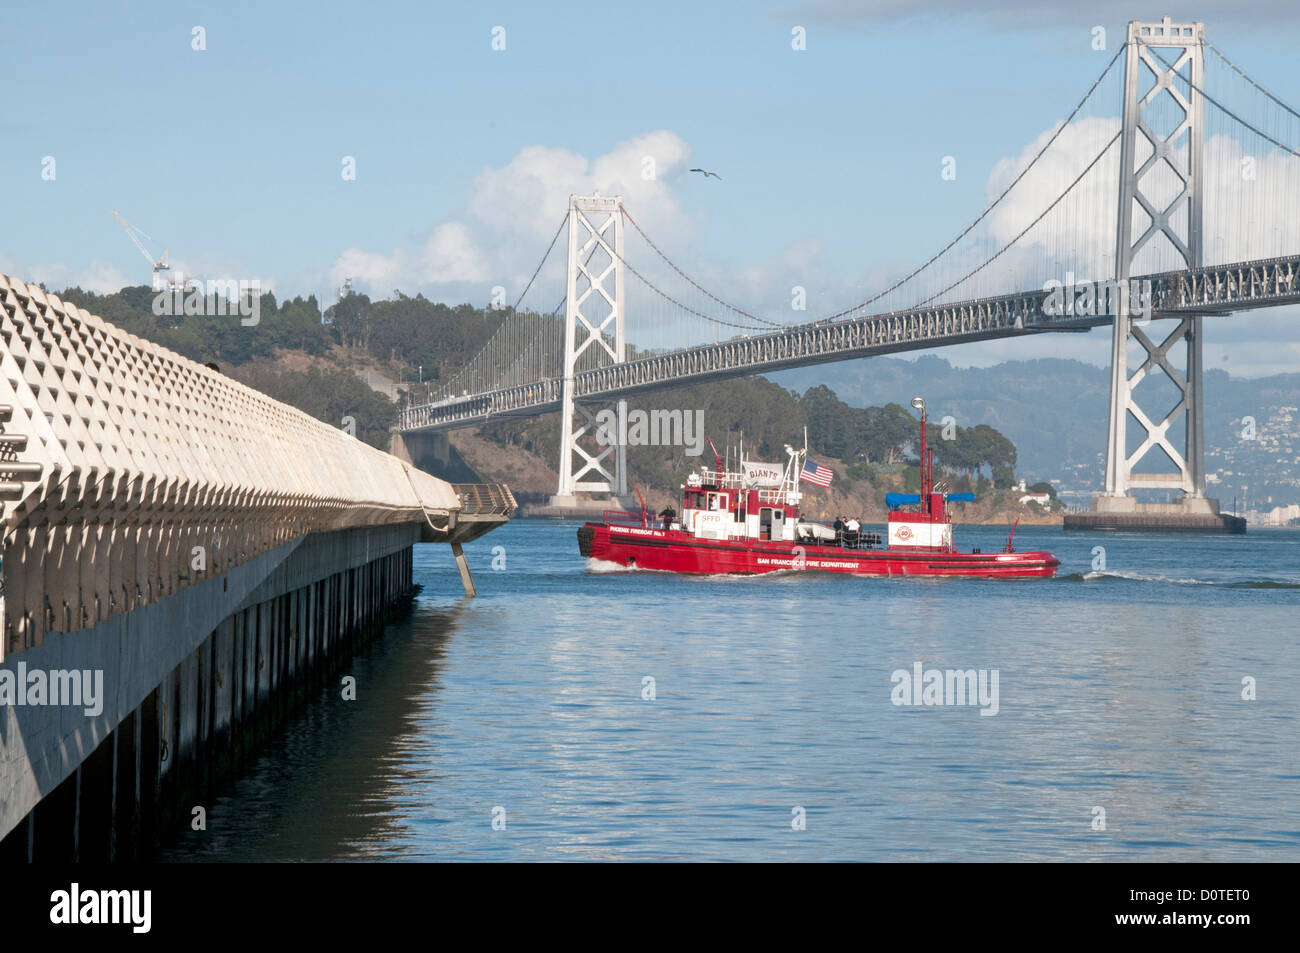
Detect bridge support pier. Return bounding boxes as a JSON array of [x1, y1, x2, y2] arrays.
[[1072, 16, 1243, 534], [390, 430, 449, 470], [552, 194, 630, 513]]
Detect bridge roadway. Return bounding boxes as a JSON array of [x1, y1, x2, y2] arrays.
[[0, 274, 514, 859], [401, 255, 1300, 433]]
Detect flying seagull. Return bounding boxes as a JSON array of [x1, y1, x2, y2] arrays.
[[689, 168, 721, 179]]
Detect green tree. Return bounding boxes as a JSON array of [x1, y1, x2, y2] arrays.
[[327, 290, 372, 349]]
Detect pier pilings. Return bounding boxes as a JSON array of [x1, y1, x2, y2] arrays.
[[0, 523, 420, 861]]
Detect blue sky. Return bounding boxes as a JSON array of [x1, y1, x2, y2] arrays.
[[2, 0, 1298, 374]]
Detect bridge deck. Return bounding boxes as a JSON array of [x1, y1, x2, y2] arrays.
[[401, 255, 1300, 434]]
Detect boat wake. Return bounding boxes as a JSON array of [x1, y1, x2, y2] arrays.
[[585, 557, 645, 573], [1060, 570, 1300, 589], [585, 557, 805, 580], [585, 558, 745, 577]]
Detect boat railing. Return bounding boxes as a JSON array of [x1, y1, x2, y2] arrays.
[[827, 529, 883, 550], [603, 509, 648, 527], [699, 469, 744, 488]]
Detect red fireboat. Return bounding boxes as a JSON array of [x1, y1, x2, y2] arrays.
[[576, 396, 1059, 579]]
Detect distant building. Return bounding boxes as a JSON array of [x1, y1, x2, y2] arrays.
[[1258, 503, 1300, 526]]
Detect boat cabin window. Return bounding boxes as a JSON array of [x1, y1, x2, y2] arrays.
[[759, 506, 773, 540], [708, 492, 726, 511]]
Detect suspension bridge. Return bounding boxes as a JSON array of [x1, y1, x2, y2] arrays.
[[400, 17, 1300, 530]]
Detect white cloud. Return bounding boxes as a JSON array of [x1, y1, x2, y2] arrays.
[[887, 114, 1300, 375], [330, 246, 406, 291], [0, 251, 285, 300], [331, 223, 489, 293], [422, 223, 489, 283], [732, 238, 828, 313], [0, 256, 132, 295], [984, 119, 1300, 279], [331, 130, 694, 301]]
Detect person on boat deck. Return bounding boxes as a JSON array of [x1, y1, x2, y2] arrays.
[[658, 506, 676, 531], [845, 516, 861, 550], [833, 516, 845, 546]]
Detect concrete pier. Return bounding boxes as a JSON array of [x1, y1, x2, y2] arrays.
[[0, 274, 515, 860], [1064, 496, 1247, 534]]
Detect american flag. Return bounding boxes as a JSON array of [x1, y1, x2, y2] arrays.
[[801, 459, 834, 487]]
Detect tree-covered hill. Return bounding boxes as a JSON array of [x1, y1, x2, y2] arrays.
[[49, 284, 1024, 499]]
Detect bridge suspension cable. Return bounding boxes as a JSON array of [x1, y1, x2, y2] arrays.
[[433, 212, 568, 401], [615, 236, 787, 333], [620, 207, 787, 329], [810, 45, 1125, 324], [1207, 40, 1300, 124], [513, 214, 568, 312], [913, 130, 1122, 309], [1138, 36, 1300, 158], [615, 46, 1127, 332]]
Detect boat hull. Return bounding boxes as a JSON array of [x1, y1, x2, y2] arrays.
[[577, 523, 1059, 578]]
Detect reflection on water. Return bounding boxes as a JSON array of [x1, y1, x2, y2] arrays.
[[165, 523, 1300, 861]]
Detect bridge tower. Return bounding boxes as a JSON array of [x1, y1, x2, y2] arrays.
[[1087, 17, 1241, 532], [551, 193, 629, 508]]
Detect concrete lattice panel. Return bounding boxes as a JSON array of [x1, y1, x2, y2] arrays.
[[0, 274, 460, 657]]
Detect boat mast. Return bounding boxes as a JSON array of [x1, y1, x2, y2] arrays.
[[707, 436, 723, 477], [911, 396, 930, 517]]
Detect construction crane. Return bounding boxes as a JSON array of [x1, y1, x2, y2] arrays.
[[111, 210, 172, 291]]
